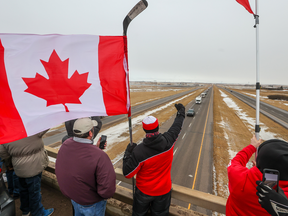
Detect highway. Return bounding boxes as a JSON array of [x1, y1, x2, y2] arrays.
[[43, 87, 199, 146], [113, 86, 288, 215], [113, 87, 213, 215], [168, 88, 213, 215], [45, 85, 214, 214], [222, 88, 288, 129]]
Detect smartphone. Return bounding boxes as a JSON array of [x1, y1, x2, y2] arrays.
[[99, 135, 107, 150], [263, 168, 279, 192]]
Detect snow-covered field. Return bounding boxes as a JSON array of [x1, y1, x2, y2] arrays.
[[212, 90, 285, 216]]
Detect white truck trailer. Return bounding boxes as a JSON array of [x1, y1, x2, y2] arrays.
[[196, 96, 202, 104]]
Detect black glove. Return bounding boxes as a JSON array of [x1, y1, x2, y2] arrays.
[[123, 143, 137, 160], [256, 180, 288, 216], [175, 103, 185, 117]]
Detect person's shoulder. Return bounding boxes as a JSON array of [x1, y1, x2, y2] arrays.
[[89, 144, 108, 156], [134, 142, 145, 151]]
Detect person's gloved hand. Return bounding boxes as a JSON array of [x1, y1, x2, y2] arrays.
[[175, 103, 185, 117], [256, 180, 288, 216], [123, 143, 137, 160]]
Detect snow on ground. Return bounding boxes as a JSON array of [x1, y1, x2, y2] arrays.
[[50, 92, 195, 164], [212, 90, 284, 213], [130, 88, 183, 92], [92, 92, 196, 164], [243, 92, 268, 99], [220, 90, 281, 141], [218, 117, 237, 160]]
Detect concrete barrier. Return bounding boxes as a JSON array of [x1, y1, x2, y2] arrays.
[[44, 147, 227, 215]]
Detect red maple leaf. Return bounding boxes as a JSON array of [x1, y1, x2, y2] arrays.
[[22, 50, 91, 112]]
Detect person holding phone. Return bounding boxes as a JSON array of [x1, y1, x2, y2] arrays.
[[226, 136, 288, 215], [55, 117, 115, 216], [62, 116, 102, 143], [256, 181, 288, 216]]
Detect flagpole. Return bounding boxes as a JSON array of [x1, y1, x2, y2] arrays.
[[254, 0, 260, 141]]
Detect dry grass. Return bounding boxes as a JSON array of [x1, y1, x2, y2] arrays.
[[231, 88, 288, 112], [47, 85, 204, 161], [106, 88, 205, 161], [46, 86, 195, 138], [213, 85, 288, 199], [130, 85, 195, 106]]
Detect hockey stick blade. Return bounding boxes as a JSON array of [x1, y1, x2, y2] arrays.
[[123, 0, 148, 36]]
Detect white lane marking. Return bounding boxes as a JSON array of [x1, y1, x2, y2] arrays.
[[189, 175, 193, 178], [182, 133, 186, 139], [117, 181, 122, 185], [189, 123, 192, 127], [173, 147, 178, 155]]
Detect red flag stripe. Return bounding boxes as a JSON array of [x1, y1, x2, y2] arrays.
[[98, 36, 129, 116], [236, 0, 254, 14], [0, 40, 27, 144]]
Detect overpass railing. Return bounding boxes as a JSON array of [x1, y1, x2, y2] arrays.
[[44, 146, 227, 214]]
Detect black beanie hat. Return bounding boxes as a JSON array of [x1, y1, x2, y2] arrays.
[[256, 139, 288, 181]]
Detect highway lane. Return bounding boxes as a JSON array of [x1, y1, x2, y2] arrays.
[[222, 88, 288, 129], [169, 88, 213, 215], [114, 88, 213, 213], [43, 87, 199, 146], [45, 86, 214, 213]]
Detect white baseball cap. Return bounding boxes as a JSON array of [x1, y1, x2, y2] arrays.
[[73, 117, 98, 135]]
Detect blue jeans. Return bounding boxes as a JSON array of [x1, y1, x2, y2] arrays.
[[19, 172, 44, 216], [6, 170, 20, 195], [0, 157, 3, 170], [71, 199, 107, 216]]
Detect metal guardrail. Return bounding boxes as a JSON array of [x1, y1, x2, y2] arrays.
[[44, 146, 227, 214]]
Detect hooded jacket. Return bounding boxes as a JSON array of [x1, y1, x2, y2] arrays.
[[62, 116, 102, 143], [226, 144, 288, 216], [123, 114, 184, 196], [0, 130, 49, 178]]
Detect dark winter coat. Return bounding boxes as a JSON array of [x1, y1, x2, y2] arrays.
[[123, 114, 184, 196]]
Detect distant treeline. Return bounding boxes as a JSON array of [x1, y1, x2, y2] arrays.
[[262, 86, 283, 90], [268, 95, 288, 101]]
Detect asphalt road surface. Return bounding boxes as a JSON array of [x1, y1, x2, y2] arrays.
[[114, 88, 213, 215], [169, 88, 213, 215], [43, 87, 199, 146], [45, 86, 214, 214], [222, 87, 288, 129]]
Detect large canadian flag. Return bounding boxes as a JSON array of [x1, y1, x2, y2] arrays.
[[0, 34, 130, 144]]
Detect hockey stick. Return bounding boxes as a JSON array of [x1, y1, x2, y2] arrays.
[[123, 0, 148, 146], [123, 0, 148, 36], [123, 0, 148, 196]]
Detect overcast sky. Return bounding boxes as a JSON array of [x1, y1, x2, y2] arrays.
[[0, 0, 287, 85]]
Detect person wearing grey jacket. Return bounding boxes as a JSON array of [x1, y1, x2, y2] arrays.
[[0, 130, 54, 216]]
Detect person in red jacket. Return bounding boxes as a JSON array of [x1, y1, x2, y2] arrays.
[[122, 103, 185, 216], [226, 135, 288, 215]]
